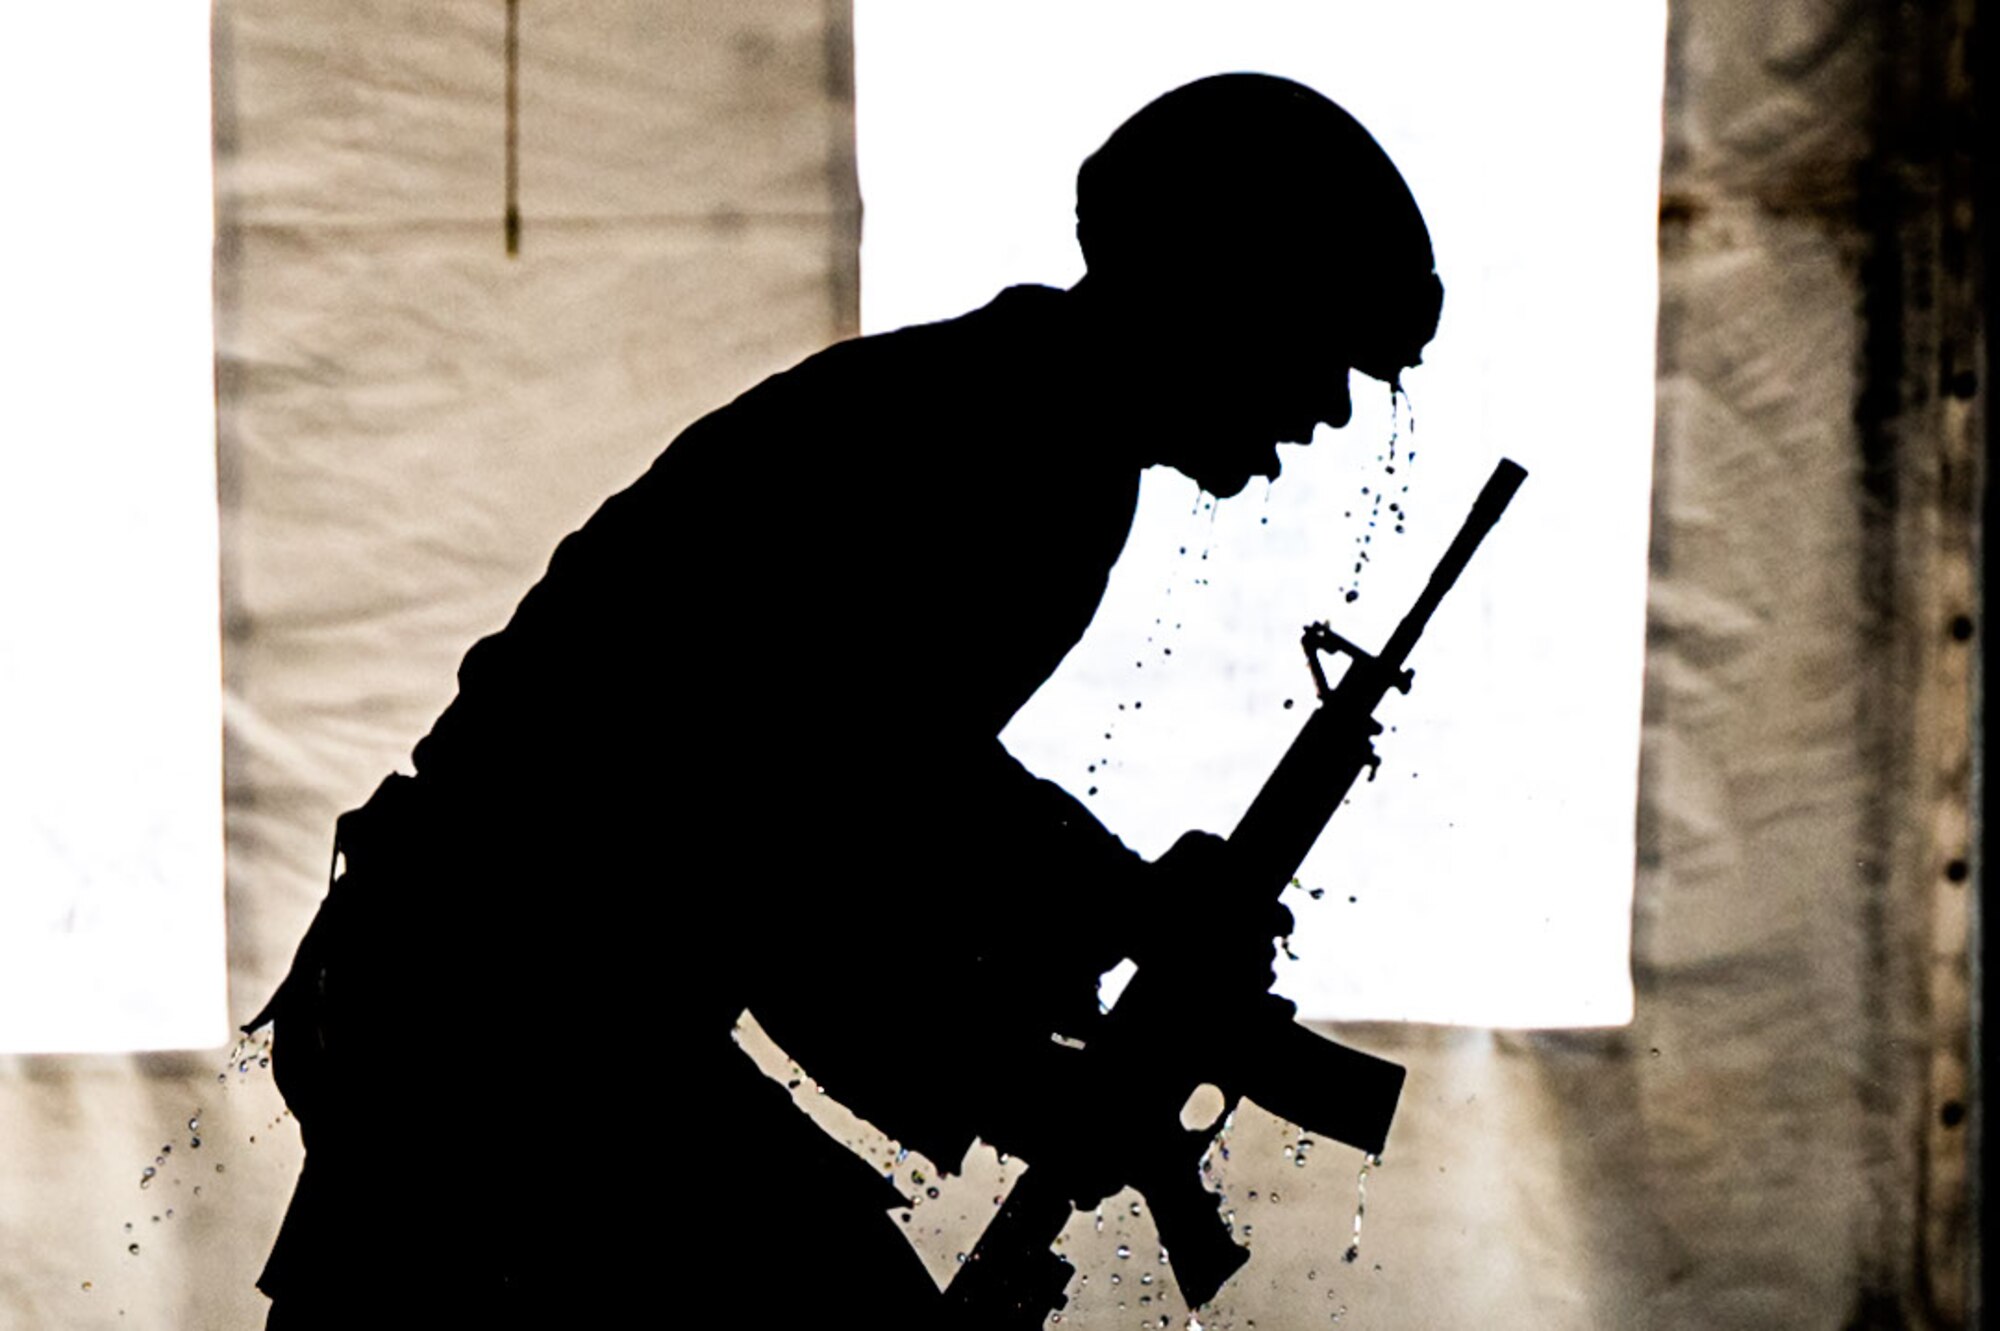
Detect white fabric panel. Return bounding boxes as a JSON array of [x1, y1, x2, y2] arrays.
[[0, 2, 226, 1053], [854, 0, 1663, 1027]]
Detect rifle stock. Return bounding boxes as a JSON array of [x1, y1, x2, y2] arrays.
[[944, 459, 1526, 1327]]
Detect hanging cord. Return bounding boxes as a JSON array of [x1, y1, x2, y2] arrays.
[[504, 0, 521, 255]]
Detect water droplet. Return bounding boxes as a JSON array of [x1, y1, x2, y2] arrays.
[[188, 1116, 200, 1133], [1116, 1245, 1131, 1259], [1141, 1274, 1154, 1285], [1283, 699, 1295, 710], [127, 1244, 139, 1256], [1130, 1202, 1142, 1216], [1342, 1154, 1377, 1263], [926, 1186, 940, 1200]]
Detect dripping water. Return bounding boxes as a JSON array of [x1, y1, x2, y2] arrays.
[[1341, 1152, 1378, 1263]]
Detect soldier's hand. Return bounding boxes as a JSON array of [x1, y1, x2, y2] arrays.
[[1134, 830, 1294, 994], [976, 1041, 1137, 1209]]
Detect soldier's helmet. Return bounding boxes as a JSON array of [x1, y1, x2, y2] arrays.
[[1076, 73, 1443, 384]]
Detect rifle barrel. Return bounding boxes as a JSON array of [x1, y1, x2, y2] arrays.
[[1380, 458, 1527, 669]]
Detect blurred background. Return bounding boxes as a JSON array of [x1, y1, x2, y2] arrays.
[[0, 1, 1981, 1325]]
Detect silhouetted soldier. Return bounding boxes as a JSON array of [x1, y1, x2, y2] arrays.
[[256, 73, 1442, 1328]]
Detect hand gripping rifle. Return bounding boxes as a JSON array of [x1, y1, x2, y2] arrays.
[[944, 459, 1528, 1328]]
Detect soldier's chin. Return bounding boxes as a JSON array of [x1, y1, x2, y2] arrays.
[[1186, 444, 1280, 499], [1194, 468, 1254, 499]]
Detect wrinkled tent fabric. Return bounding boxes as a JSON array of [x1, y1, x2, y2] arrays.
[[0, 2, 1977, 1327]]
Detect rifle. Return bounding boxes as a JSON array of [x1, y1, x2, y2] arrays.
[[943, 457, 1528, 1327]]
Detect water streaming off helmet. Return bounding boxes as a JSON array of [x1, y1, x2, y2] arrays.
[[856, 0, 1665, 1026]]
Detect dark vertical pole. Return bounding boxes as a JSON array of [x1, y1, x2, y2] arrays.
[[1973, 2, 1991, 1320], [821, 0, 860, 338], [504, 0, 521, 257]]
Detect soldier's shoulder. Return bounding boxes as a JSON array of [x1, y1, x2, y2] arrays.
[[747, 284, 1071, 407]]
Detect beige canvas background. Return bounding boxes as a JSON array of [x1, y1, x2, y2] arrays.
[[0, 1, 1979, 1326]]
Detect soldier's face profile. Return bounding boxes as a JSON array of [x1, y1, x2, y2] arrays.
[[1156, 306, 1363, 498]]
